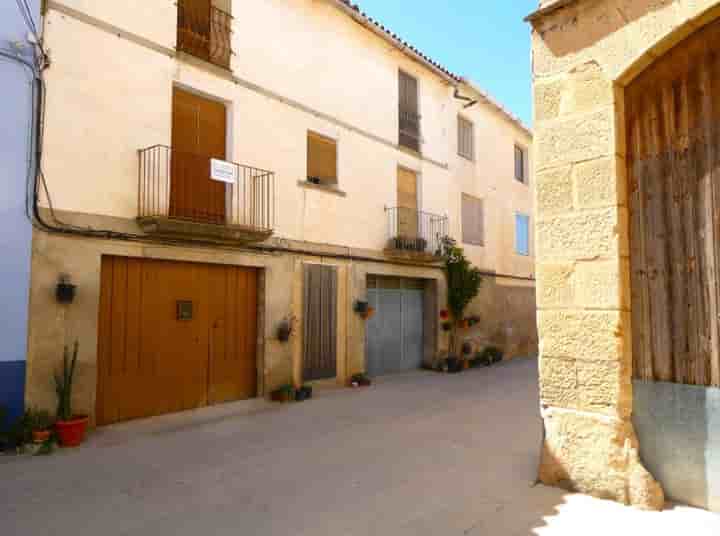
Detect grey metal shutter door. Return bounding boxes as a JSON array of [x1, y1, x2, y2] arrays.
[[366, 278, 424, 376], [402, 288, 424, 371], [303, 264, 337, 381]]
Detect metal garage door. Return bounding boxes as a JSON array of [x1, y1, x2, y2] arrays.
[[366, 276, 424, 376]]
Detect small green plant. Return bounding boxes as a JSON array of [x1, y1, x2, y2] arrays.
[[351, 373, 372, 386], [55, 341, 79, 422], [478, 346, 504, 366], [26, 407, 54, 432]]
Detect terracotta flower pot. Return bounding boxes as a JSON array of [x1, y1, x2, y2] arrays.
[[55, 416, 89, 447], [32, 429, 51, 444]]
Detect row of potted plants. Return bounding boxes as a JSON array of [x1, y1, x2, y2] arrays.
[[0, 341, 88, 455], [430, 346, 504, 374]]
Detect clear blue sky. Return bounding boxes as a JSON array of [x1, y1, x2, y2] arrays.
[[354, 0, 537, 127]]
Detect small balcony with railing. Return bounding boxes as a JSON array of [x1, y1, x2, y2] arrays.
[[384, 207, 448, 263], [177, 0, 232, 69], [138, 145, 275, 243]]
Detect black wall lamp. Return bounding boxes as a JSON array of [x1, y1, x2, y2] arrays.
[[56, 274, 76, 304]]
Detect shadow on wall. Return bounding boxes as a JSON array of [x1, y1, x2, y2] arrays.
[[534, 0, 678, 58], [461, 275, 538, 358], [634, 381, 720, 512]]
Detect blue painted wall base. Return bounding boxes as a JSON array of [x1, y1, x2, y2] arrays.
[[0, 360, 26, 425]]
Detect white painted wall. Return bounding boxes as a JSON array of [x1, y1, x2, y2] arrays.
[[41, 0, 533, 277]]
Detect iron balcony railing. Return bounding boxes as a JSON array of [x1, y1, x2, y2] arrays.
[[385, 207, 448, 257], [177, 0, 232, 69], [138, 145, 275, 232]]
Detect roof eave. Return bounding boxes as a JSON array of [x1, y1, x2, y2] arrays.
[[525, 0, 580, 23], [328, 0, 460, 84], [459, 79, 533, 138]]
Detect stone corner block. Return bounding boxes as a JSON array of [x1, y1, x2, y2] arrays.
[[538, 409, 664, 511]]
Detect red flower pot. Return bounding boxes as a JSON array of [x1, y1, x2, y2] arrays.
[[55, 416, 89, 447]]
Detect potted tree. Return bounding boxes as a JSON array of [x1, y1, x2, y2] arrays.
[[54, 341, 89, 447], [439, 237, 482, 372]]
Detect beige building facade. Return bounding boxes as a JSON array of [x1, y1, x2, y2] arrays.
[[27, 0, 535, 427], [529, 0, 720, 512]]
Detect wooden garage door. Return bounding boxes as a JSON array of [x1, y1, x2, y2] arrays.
[[96, 256, 258, 425], [626, 18, 720, 387]]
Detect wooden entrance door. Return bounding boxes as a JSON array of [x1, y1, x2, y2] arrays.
[[170, 87, 227, 224], [96, 256, 258, 426], [626, 18, 720, 387], [397, 167, 418, 239]]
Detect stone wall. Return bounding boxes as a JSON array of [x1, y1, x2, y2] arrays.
[[528, 0, 720, 510]]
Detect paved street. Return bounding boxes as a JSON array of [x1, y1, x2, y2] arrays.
[[3, 358, 720, 535]]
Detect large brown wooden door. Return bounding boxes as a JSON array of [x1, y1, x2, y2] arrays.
[[626, 18, 720, 387], [397, 167, 418, 239], [170, 87, 227, 224], [96, 256, 258, 426]]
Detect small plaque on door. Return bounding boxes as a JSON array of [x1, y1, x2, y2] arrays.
[[176, 300, 193, 321]]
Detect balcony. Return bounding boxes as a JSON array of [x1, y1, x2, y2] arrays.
[[177, 0, 232, 69], [384, 207, 448, 263], [138, 145, 274, 243]]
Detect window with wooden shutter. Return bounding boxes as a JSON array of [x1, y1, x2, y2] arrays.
[[303, 264, 337, 381], [307, 132, 338, 186], [514, 145, 526, 183], [399, 71, 421, 152], [461, 194, 484, 246], [515, 213, 530, 256], [458, 116, 474, 160]]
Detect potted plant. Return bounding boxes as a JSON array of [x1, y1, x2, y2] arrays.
[[271, 384, 295, 403], [350, 373, 372, 387], [439, 237, 483, 366], [295, 385, 313, 401], [27, 408, 54, 444], [277, 317, 294, 342], [54, 341, 88, 447]]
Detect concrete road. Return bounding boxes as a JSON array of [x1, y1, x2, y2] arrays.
[[3, 358, 720, 535]]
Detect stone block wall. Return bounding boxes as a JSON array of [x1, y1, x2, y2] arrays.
[[527, 0, 720, 510]]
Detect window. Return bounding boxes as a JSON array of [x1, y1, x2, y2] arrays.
[[307, 132, 338, 186], [515, 145, 527, 183], [399, 71, 421, 152], [515, 213, 530, 256], [458, 116, 474, 160], [177, 0, 232, 69], [461, 194, 484, 246]]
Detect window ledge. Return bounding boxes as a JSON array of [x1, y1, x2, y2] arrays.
[[297, 180, 347, 197]]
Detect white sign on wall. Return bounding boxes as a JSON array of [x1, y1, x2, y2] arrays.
[[210, 159, 238, 184]]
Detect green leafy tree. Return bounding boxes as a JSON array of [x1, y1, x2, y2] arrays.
[[440, 237, 483, 356]]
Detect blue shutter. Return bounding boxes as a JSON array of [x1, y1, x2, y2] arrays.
[[516, 214, 529, 256]]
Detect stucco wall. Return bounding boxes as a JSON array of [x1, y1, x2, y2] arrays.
[[530, 0, 720, 511], [41, 0, 533, 277], [0, 0, 38, 422], [25, 226, 450, 426], [27, 0, 539, 424]]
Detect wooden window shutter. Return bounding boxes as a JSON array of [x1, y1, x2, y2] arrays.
[[307, 132, 338, 185], [462, 194, 484, 246], [515, 145, 525, 182], [458, 117, 474, 160], [399, 71, 420, 152], [303, 264, 338, 381]]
